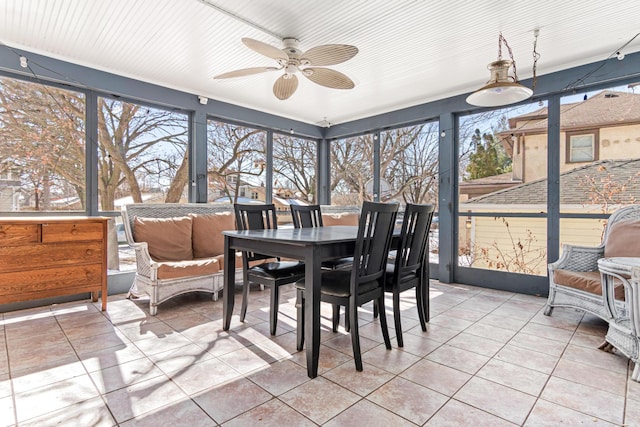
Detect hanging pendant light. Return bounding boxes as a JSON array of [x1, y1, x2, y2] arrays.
[[466, 33, 533, 107]]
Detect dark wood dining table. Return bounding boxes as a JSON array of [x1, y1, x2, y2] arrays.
[[222, 225, 359, 378]]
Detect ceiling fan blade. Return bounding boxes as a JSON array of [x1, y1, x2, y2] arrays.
[[242, 38, 288, 62], [214, 66, 279, 79], [273, 74, 298, 100], [303, 68, 355, 89], [301, 45, 358, 66]]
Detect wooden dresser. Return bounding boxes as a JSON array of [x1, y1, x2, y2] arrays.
[[0, 217, 109, 311]]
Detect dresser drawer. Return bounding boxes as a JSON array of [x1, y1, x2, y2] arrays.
[[0, 241, 104, 273], [0, 223, 40, 246], [42, 222, 104, 242], [0, 216, 108, 310], [0, 264, 103, 300]]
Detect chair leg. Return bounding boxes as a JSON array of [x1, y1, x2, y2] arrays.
[[377, 295, 392, 350], [544, 289, 556, 316], [373, 300, 379, 318], [240, 279, 250, 322], [332, 304, 340, 332], [296, 290, 304, 351], [270, 285, 279, 336], [345, 306, 350, 332], [349, 303, 363, 371], [393, 291, 404, 347], [423, 282, 430, 322], [416, 285, 427, 332]]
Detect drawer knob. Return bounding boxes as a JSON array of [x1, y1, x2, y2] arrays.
[[86, 249, 93, 255]]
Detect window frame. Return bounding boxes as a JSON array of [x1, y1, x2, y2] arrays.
[[566, 129, 599, 163]]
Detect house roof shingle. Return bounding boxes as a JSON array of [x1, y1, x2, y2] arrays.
[[464, 159, 640, 205], [504, 90, 640, 135]]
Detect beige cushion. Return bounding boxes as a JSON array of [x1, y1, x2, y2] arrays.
[[604, 219, 640, 258], [134, 216, 193, 262], [555, 269, 625, 300], [322, 212, 359, 226], [213, 252, 244, 269], [190, 212, 236, 258], [157, 257, 220, 280]]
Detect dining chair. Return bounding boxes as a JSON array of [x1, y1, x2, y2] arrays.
[[295, 201, 399, 371], [378, 203, 435, 347], [290, 204, 353, 332], [234, 203, 305, 335]]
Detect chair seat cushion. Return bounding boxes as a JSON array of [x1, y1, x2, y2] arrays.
[[384, 263, 418, 288], [157, 257, 220, 280], [249, 261, 305, 278], [296, 269, 380, 298], [554, 269, 625, 300], [322, 257, 354, 269]]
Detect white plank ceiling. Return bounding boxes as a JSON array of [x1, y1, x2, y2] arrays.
[[1, 0, 639, 125]]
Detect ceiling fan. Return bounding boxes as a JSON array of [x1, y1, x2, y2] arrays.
[[214, 38, 358, 100]]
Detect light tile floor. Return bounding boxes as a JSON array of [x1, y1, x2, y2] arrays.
[[1, 281, 638, 426]]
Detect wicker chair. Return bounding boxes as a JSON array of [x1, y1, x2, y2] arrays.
[[122, 203, 241, 315], [598, 257, 640, 381], [545, 204, 640, 321]]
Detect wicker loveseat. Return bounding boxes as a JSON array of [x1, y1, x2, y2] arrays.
[[545, 204, 640, 321], [121, 203, 241, 315]]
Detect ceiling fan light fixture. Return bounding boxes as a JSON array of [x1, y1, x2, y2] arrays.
[[467, 33, 534, 107], [214, 37, 358, 100], [466, 59, 533, 107]]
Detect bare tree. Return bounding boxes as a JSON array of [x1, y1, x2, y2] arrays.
[[0, 77, 190, 211], [207, 121, 265, 203], [0, 78, 85, 210], [330, 134, 373, 205], [98, 98, 189, 209], [329, 124, 440, 206], [273, 134, 316, 202], [381, 123, 439, 204]]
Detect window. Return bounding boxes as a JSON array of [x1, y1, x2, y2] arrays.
[[206, 120, 266, 204], [458, 101, 548, 276], [96, 97, 189, 211], [0, 76, 86, 212], [273, 134, 316, 204], [380, 122, 438, 204], [330, 134, 374, 206], [567, 130, 598, 163]]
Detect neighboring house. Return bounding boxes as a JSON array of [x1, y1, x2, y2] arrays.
[[459, 172, 522, 202], [209, 175, 308, 223], [459, 90, 640, 274], [500, 90, 640, 184], [0, 170, 21, 211]]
